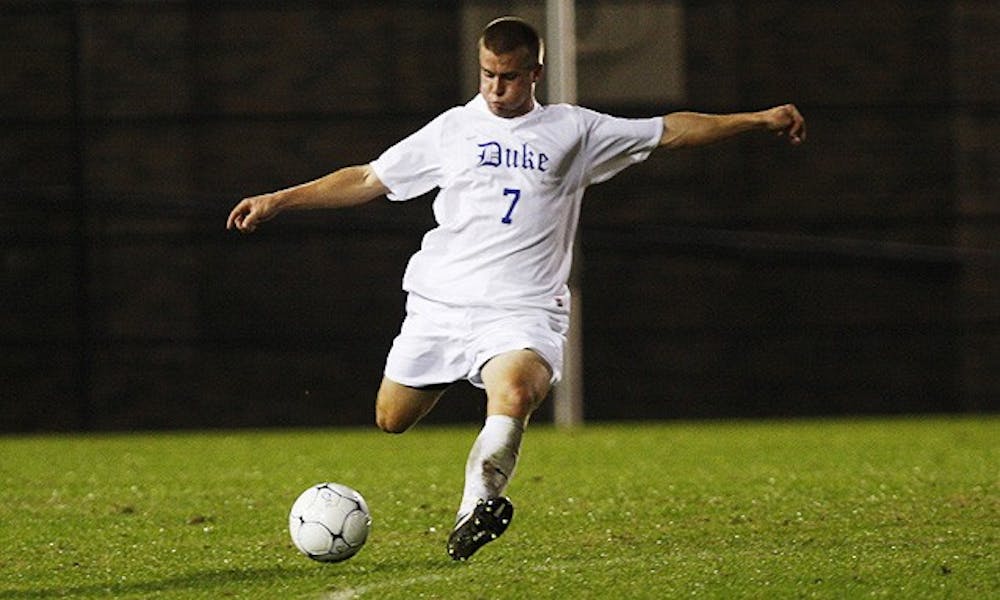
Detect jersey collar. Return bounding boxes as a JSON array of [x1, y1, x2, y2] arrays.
[[468, 94, 544, 124]]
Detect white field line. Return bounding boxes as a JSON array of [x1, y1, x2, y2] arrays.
[[317, 554, 646, 599], [320, 573, 451, 600]]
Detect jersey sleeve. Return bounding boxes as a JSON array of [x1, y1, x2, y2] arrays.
[[580, 109, 663, 186], [369, 112, 449, 201]]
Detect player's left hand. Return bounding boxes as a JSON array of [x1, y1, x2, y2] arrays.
[[762, 104, 806, 145], [226, 193, 277, 233]]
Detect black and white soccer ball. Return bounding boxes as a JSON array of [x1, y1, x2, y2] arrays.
[[289, 482, 372, 562]]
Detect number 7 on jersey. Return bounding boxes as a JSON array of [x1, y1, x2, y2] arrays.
[[501, 188, 521, 224]]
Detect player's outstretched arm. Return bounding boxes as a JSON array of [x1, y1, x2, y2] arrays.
[[226, 164, 389, 233], [659, 104, 806, 149]]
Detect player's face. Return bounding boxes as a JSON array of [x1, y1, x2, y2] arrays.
[[479, 44, 541, 119]]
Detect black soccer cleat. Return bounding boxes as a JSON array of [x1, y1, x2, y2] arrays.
[[447, 496, 514, 561]]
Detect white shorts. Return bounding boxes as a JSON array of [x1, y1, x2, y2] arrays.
[[384, 294, 569, 389]]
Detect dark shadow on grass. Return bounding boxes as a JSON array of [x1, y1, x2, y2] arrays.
[[0, 556, 460, 599], [0, 564, 303, 599]]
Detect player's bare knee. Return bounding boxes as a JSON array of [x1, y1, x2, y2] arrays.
[[374, 394, 402, 433], [374, 378, 443, 434], [374, 408, 412, 434], [492, 381, 543, 417]]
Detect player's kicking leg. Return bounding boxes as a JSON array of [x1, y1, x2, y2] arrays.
[[447, 349, 551, 560]]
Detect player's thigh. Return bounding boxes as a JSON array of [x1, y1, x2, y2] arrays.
[[480, 349, 553, 420], [375, 376, 449, 433]]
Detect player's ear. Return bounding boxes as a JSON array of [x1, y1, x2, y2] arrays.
[[530, 63, 543, 83]]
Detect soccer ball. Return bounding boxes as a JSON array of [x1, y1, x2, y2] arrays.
[[289, 482, 372, 562]]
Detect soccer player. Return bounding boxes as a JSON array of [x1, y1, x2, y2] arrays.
[[227, 16, 805, 560]]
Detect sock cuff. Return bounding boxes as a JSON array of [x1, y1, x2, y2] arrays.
[[484, 414, 524, 433]]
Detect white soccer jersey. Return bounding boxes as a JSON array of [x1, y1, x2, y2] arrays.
[[370, 94, 663, 312]]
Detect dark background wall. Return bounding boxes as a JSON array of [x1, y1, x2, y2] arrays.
[[2, 1, 997, 431]]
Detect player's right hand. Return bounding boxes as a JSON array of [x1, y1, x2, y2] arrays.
[[226, 193, 276, 233]]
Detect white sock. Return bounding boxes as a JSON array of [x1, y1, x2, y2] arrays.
[[456, 415, 524, 523]]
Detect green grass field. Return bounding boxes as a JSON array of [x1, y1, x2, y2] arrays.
[[1, 416, 996, 599]]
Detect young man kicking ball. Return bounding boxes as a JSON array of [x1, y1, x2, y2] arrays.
[[228, 16, 806, 560]]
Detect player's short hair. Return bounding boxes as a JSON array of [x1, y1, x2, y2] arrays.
[[480, 16, 544, 68]]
